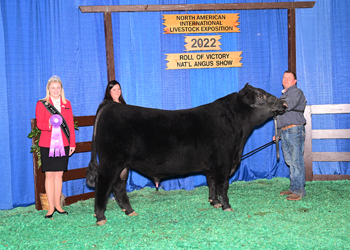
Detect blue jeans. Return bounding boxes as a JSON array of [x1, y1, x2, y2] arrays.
[[281, 125, 306, 197]]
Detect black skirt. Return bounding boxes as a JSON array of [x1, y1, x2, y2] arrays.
[[40, 146, 69, 172]]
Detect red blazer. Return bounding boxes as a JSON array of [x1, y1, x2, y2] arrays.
[[35, 98, 76, 148]]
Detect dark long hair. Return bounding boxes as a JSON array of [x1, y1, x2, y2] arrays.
[[104, 80, 126, 104]]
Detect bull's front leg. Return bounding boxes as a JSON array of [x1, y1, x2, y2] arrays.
[[207, 164, 225, 208], [217, 178, 233, 211], [205, 173, 217, 204], [209, 164, 233, 211]]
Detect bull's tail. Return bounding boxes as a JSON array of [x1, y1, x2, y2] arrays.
[[86, 138, 98, 187], [86, 102, 108, 187]]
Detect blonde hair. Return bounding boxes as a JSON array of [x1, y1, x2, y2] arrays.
[[43, 75, 67, 104]]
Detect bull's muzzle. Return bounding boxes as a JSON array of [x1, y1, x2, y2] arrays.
[[269, 98, 288, 115]]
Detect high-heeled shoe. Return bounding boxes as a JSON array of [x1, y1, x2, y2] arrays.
[[44, 211, 55, 219], [55, 208, 68, 215]]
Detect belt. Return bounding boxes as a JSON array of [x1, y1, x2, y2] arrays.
[[282, 124, 300, 130]]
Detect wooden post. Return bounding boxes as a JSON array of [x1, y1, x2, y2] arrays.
[[104, 12, 115, 83], [304, 106, 313, 181], [288, 8, 296, 73]]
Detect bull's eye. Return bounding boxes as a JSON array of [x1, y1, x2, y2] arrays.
[[259, 95, 264, 99]]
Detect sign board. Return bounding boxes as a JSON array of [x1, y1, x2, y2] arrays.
[[184, 35, 222, 51], [165, 52, 242, 70], [163, 14, 240, 34]]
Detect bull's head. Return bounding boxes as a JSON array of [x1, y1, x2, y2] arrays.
[[239, 83, 287, 115]]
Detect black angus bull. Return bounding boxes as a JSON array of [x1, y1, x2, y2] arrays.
[[86, 84, 287, 225]]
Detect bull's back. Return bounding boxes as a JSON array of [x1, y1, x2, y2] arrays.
[[97, 103, 211, 152], [95, 102, 230, 176]]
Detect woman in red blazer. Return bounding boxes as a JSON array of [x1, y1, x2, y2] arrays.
[[35, 75, 76, 218]]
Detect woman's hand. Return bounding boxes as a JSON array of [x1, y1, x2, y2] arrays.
[[69, 147, 76, 156]]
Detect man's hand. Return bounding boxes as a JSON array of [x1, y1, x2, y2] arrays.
[[273, 136, 279, 142]]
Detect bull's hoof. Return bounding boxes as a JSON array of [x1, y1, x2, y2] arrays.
[[224, 208, 233, 212], [128, 211, 138, 216], [96, 219, 107, 226], [93, 213, 96, 217], [213, 204, 222, 208], [121, 209, 126, 212], [208, 199, 213, 202]]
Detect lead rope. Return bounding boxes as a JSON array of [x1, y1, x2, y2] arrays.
[[241, 140, 274, 160], [273, 116, 280, 161], [241, 117, 280, 161]]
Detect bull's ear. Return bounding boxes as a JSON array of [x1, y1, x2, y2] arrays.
[[246, 92, 257, 107], [239, 87, 256, 107]]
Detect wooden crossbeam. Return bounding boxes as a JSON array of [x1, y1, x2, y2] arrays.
[[79, 2, 315, 13]]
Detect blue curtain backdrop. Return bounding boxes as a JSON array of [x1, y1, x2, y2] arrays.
[[1, 0, 349, 210]]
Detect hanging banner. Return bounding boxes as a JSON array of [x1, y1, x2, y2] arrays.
[[163, 14, 240, 34], [184, 35, 222, 51], [165, 52, 242, 70]]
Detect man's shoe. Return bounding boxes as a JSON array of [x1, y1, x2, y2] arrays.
[[286, 194, 302, 201], [280, 190, 293, 195]]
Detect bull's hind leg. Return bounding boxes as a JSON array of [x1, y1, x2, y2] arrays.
[[112, 168, 137, 216], [112, 168, 128, 212], [94, 164, 115, 225]]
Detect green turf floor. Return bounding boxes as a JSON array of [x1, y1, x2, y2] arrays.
[[1, 177, 350, 249]]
